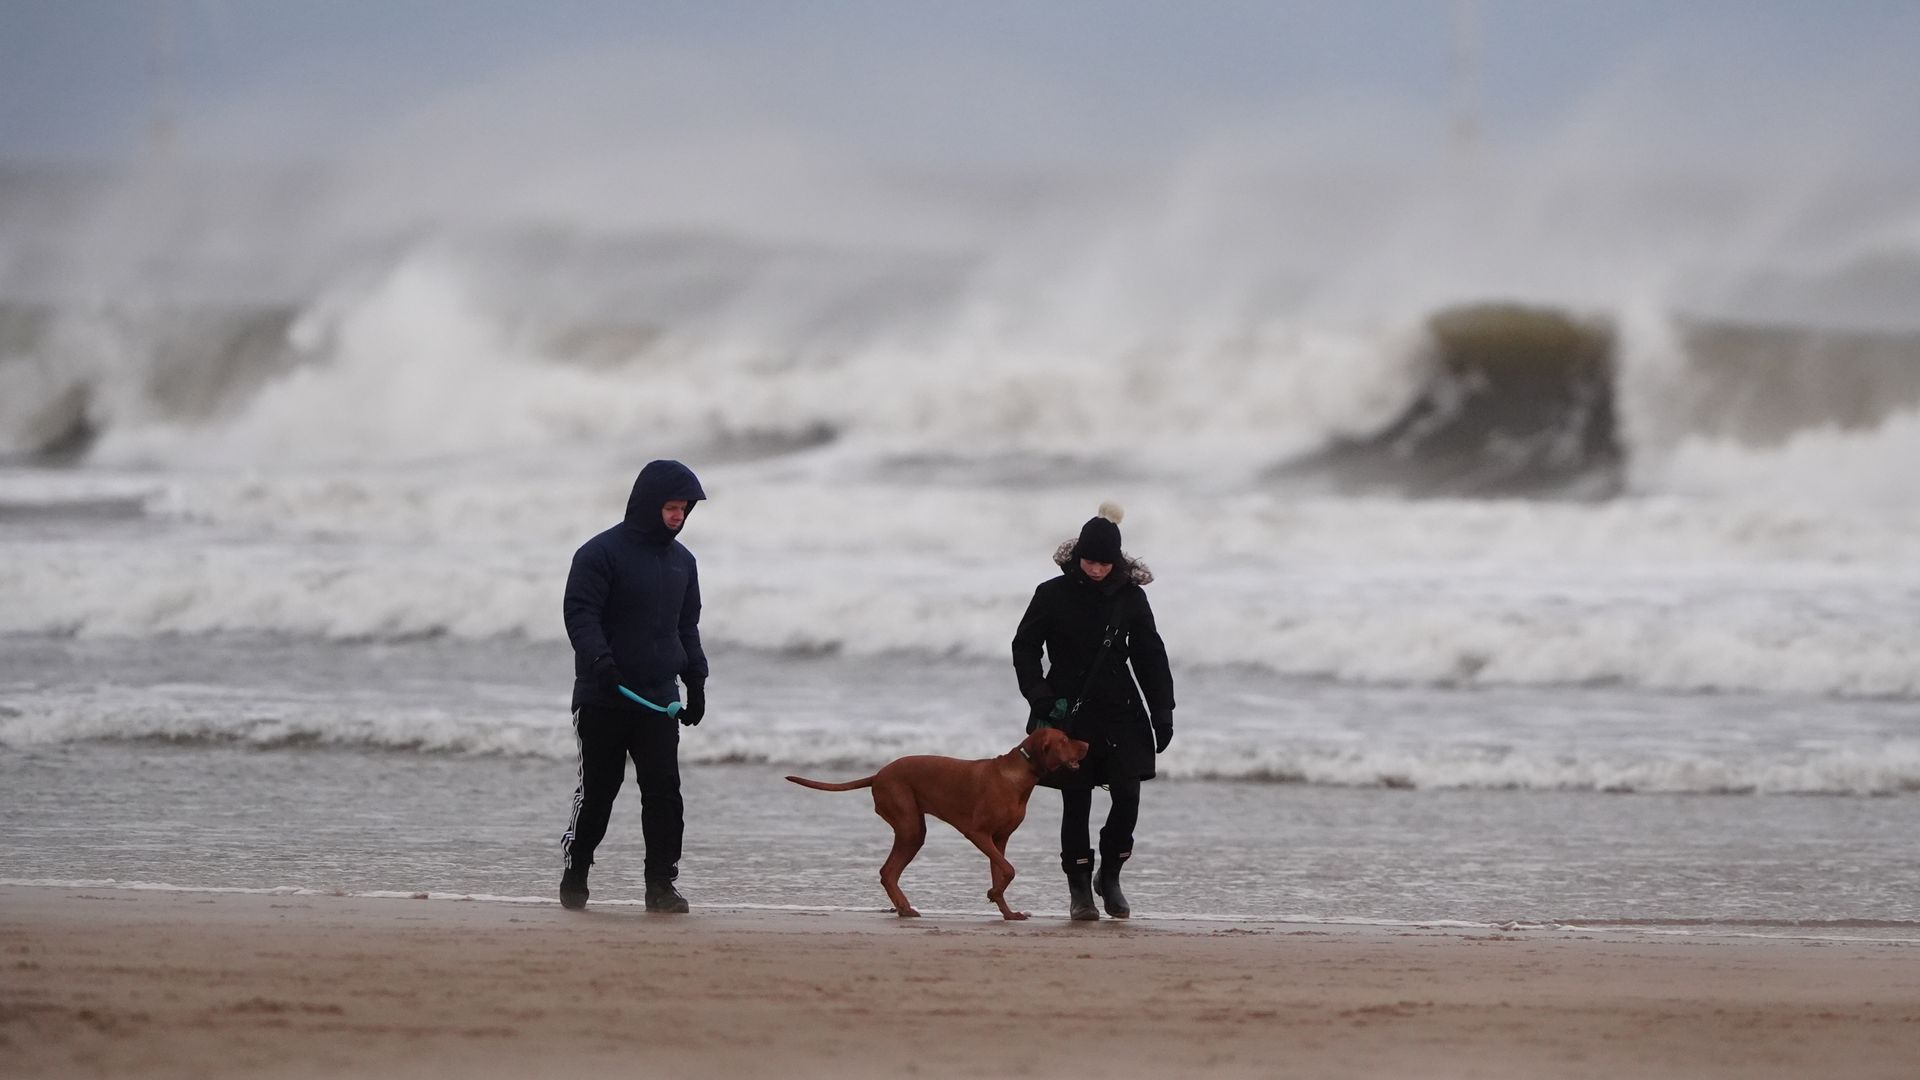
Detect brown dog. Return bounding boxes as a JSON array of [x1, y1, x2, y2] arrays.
[[786, 727, 1090, 920]]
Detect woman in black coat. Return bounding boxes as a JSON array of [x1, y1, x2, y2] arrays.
[[1011, 502, 1175, 920]]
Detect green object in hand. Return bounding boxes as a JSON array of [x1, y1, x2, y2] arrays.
[[1049, 698, 1070, 722]]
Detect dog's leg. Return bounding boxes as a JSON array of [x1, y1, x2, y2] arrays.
[[963, 830, 1027, 921], [879, 821, 926, 917], [872, 782, 926, 917]]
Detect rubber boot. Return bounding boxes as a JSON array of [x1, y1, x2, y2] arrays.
[[1096, 851, 1131, 919], [645, 879, 690, 913], [1063, 851, 1099, 921], [559, 866, 589, 910]]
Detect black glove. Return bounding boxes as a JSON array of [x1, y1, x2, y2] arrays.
[[679, 680, 706, 727], [590, 655, 624, 694], [1151, 710, 1173, 753], [1024, 680, 1054, 711]]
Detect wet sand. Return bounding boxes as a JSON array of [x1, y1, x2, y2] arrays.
[[3, 885, 1917, 1079]]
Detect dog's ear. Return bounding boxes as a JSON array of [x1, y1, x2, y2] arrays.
[[1039, 729, 1083, 769]]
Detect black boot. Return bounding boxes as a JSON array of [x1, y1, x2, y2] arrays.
[[559, 866, 589, 910], [1096, 851, 1131, 919], [1063, 852, 1099, 921], [645, 879, 689, 913]]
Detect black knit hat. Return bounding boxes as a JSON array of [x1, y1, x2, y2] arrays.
[[1073, 502, 1124, 564]]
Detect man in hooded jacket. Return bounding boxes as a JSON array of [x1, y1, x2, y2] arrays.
[[558, 459, 709, 912]]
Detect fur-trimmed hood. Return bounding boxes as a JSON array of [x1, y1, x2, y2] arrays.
[[1051, 538, 1154, 586]]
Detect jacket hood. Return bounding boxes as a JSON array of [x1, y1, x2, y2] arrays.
[[624, 459, 706, 543], [1052, 539, 1153, 586]]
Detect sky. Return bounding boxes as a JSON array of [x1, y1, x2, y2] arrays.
[[4, 0, 1919, 171], [4, 0, 1918, 331]]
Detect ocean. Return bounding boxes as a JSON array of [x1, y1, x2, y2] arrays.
[[3, 165, 1919, 937]]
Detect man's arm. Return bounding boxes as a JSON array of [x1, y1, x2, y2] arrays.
[[679, 557, 708, 683], [562, 542, 616, 671], [676, 558, 709, 725]]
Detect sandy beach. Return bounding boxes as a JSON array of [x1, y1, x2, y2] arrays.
[[2, 885, 1916, 1079]]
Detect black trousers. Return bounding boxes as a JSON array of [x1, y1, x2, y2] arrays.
[[1060, 778, 1141, 867], [559, 704, 682, 881]]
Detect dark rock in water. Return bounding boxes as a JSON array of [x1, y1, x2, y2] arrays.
[[1275, 302, 1623, 499]]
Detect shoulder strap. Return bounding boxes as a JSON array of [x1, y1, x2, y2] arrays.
[[1065, 593, 1129, 727]]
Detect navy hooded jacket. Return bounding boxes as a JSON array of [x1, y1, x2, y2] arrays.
[[563, 460, 709, 712]]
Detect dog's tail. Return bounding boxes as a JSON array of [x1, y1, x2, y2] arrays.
[[784, 774, 876, 792]]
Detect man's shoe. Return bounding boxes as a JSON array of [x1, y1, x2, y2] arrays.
[[559, 867, 589, 910], [644, 880, 689, 913]]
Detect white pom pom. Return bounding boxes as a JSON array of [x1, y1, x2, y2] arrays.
[[1097, 500, 1125, 524]]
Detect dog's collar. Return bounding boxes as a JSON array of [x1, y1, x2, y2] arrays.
[[1017, 745, 1048, 776]]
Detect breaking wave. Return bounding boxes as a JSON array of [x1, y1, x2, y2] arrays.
[[3, 222, 1919, 501]]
